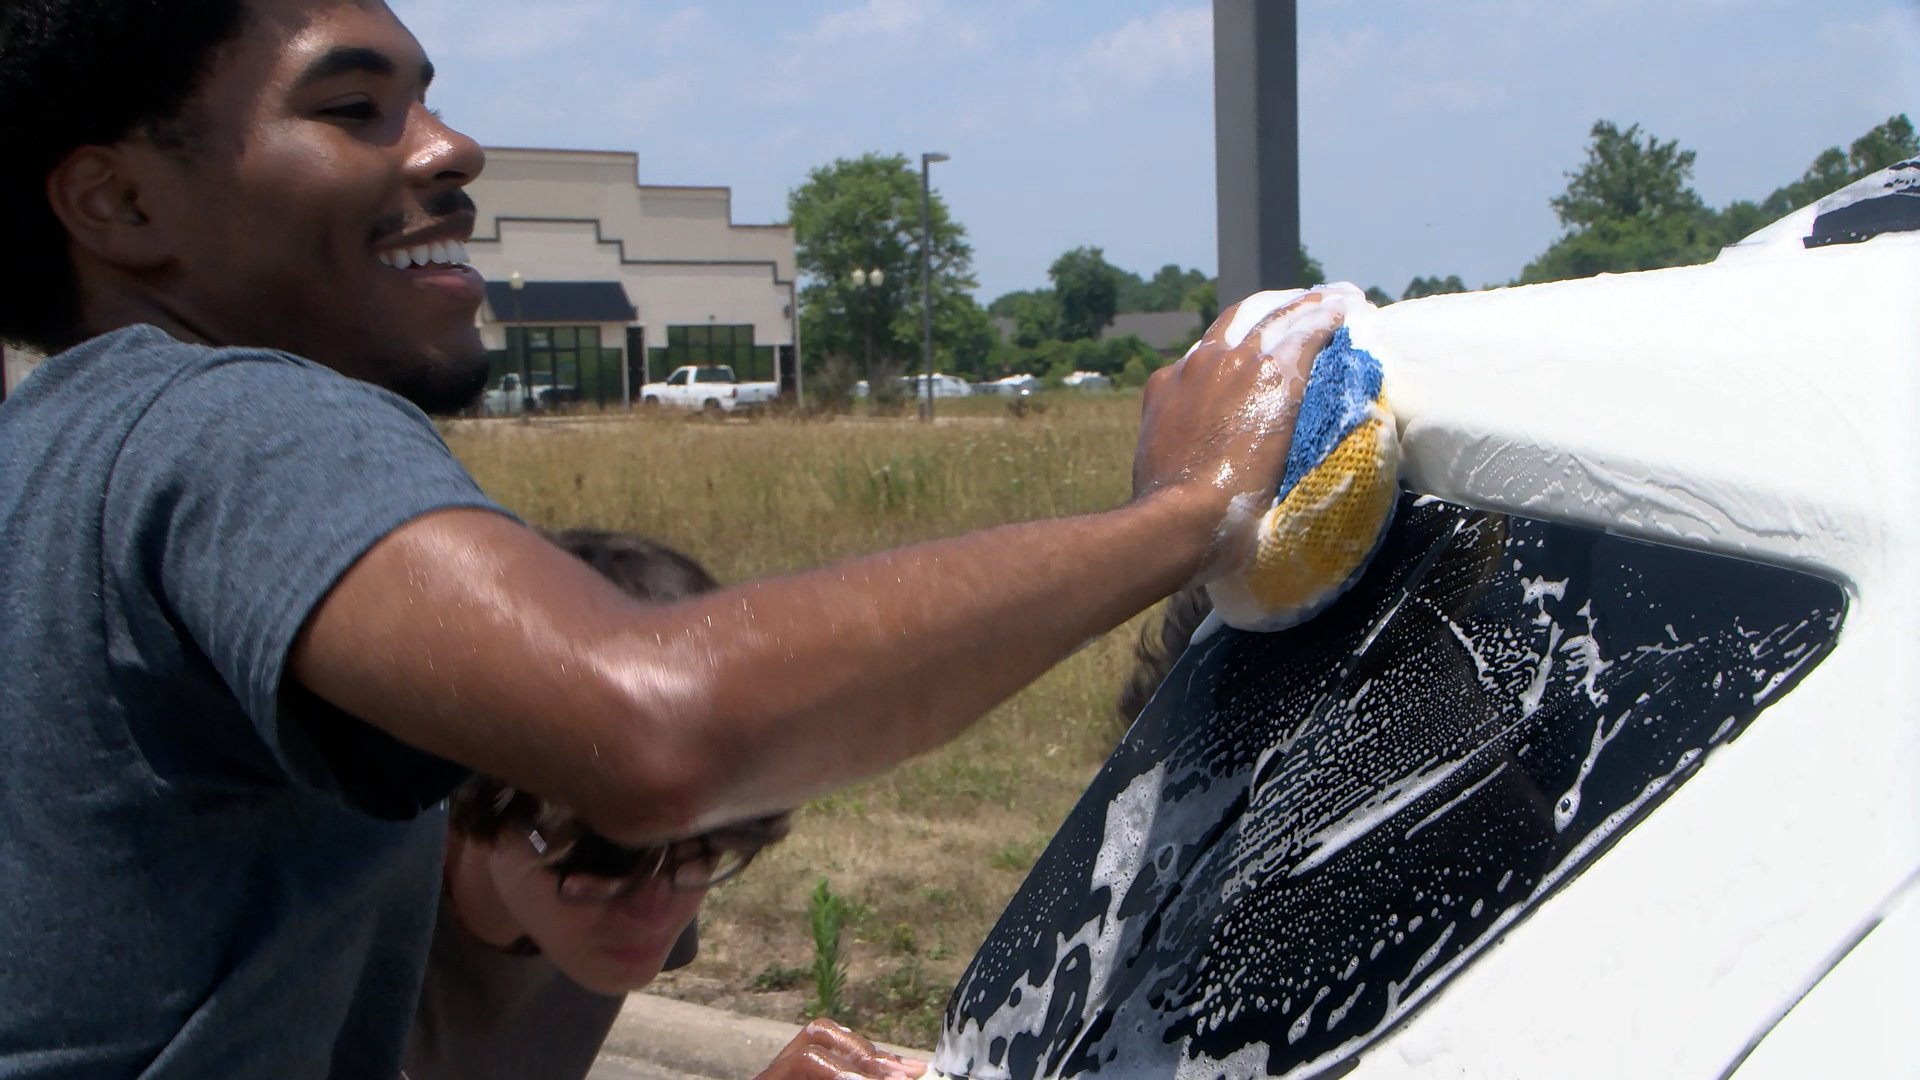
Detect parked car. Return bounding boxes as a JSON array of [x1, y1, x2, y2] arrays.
[[903, 373, 973, 399], [638, 365, 776, 412], [480, 372, 578, 416], [977, 374, 1041, 397], [1061, 370, 1113, 391], [853, 373, 974, 400]]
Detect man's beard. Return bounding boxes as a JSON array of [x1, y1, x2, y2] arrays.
[[383, 349, 491, 415]]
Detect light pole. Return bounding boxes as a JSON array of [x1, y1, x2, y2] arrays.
[[919, 151, 949, 421], [508, 270, 530, 413]]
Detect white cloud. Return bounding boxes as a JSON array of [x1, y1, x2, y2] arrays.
[[803, 0, 947, 47], [1302, 17, 1514, 117], [741, 0, 988, 107], [398, 0, 615, 62], [1076, 5, 1212, 81], [606, 70, 699, 131], [1054, 4, 1211, 111], [1818, 8, 1920, 110]]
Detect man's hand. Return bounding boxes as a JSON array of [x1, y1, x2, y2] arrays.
[[1133, 289, 1344, 584], [754, 1018, 928, 1080]]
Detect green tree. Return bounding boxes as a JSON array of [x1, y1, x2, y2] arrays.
[[1185, 280, 1217, 325], [1520, 120, 1717, 284], [1004, 291, 1061, 349], [1521, 213, 1721, 284], [1112, 266, 1152, 313], [790, 153, 976, 382], [1298, 244, 1326, 286], [913, 291, 996, 380], [1080, 333, 1160, 377], [1049, 246, 1123, 340], [1519, 114, 1917, 285], [1758, 114, 1917, 217], [1363, 285, 1394, 306], [1550, 120, 1706, 230], [1708, 199, 1773, 247], [1120, 264, 1211, 313], [987, 288, 1050, 318], [1401, 274, 1466, 300]]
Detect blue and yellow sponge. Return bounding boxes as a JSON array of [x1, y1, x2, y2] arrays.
[[1208, 326, 1401, 632]]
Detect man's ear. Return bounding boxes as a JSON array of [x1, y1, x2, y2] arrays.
[[45, 145, 176, 272]]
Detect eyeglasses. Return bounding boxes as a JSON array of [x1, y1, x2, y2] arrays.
[[525, 815, 788, 904]]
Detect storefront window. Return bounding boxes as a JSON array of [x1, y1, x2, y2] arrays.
[[651, 324, 771, 381]]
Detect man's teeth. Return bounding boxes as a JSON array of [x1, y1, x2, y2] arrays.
[[377, 240, 471, 269]]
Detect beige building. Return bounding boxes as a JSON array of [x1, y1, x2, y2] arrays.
[[465, 147, 800, 406]]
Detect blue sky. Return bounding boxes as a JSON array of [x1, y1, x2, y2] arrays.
[[394, 0, 1919, 303]]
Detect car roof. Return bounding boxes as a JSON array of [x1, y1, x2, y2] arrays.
[[1351, 201, 1916, 599]]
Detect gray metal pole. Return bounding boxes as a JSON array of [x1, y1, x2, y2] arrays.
[[1213, 0, 1301, 304], [619, 331, 631, 410], [790, 281, 804, 408], [919, 154, 937, 422], [514, 292, 531, 413]]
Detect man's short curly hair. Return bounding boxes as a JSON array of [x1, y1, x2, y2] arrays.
[[0, 0, 248, 351], [448, 529, 724, 842]]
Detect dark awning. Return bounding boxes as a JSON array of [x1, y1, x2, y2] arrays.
[[484, 280, 636, 323]]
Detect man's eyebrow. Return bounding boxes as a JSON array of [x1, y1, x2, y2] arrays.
[[293, 46, 435, 90]]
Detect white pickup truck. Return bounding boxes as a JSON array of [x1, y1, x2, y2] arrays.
[[481, 372, 579, 416], [638, 365, 777, 412]]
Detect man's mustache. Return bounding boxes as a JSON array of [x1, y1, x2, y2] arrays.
[[370, 190, 478, 244]]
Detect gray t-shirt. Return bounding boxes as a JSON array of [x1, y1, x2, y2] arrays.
[[0, 326, 506, 1077], [402, 892, 627, 1080]]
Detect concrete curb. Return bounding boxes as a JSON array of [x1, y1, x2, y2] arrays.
[[597, 993, 933, 1079]]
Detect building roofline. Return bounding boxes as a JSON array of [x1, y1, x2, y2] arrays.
[[480, 146, 790, 229], [485, 145, 638, 161], [638, 183, 734, 195], [470, 215, 794, 287]]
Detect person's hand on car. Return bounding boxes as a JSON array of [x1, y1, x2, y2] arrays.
[[754, 1018, 928, 1080], [1132, 289, 1344, 583]]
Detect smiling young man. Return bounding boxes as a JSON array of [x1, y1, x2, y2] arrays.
[[0, 1, 1340, 1077]]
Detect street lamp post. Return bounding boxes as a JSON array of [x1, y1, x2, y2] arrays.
[[508, 270, 530, 413], [919, 151, 949, 421]]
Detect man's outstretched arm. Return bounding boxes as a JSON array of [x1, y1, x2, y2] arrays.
[[289, 295, 1340, 841]]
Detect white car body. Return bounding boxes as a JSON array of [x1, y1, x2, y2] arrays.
[[928, 163, 1920, 1080], [1275, 169, 1918, 1079]]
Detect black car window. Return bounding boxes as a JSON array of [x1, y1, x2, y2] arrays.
[[1805, 157, 1918, 248], [939, 493, 1847, 1080]]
